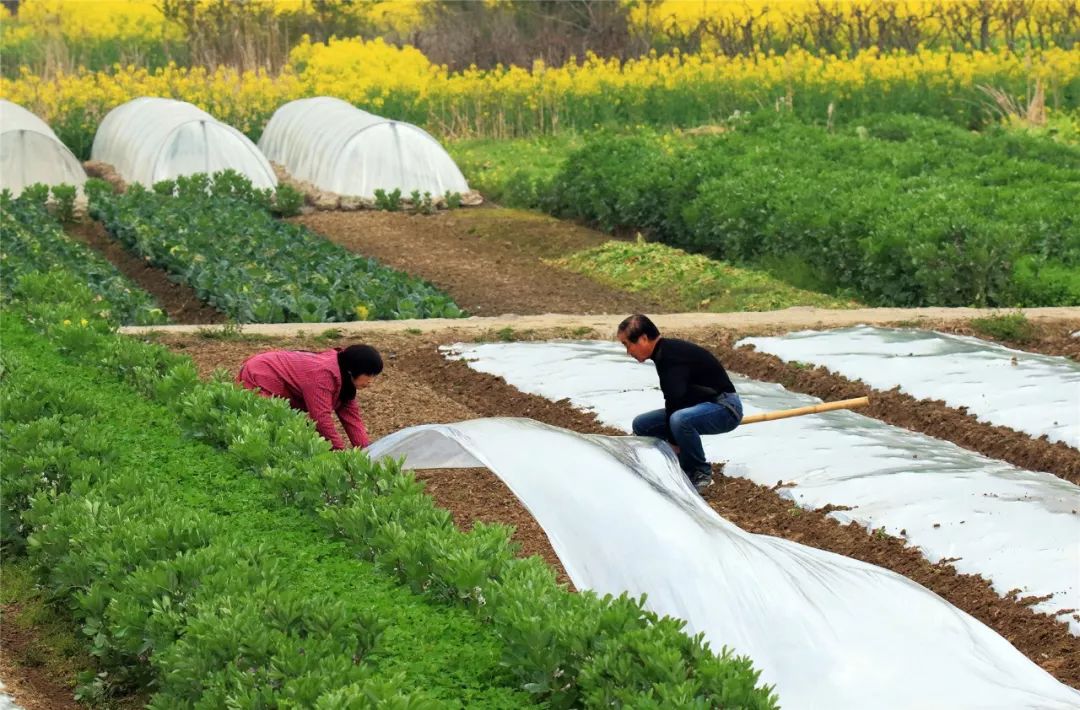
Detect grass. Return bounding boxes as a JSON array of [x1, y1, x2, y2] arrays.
[[0, 561, 146, 708], [969, 311, 1037, 344], [193, 321, 271, 342], [316, 327, 345, 341], [549, 240, 859, 312], [449, 134, 582, 207]]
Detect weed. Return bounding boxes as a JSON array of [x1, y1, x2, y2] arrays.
[[196, 321, 245, 340], [318, 327, 345, 341], [970, 311, 1036, 344], [194, 322, 270, 343], [404, 328, 423, 335]]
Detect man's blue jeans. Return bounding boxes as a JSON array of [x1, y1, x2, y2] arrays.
[[632, 393, 743, 477]]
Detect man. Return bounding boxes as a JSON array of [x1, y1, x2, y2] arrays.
[[236, 344, 382, 450], [617, 314, 742, 492]]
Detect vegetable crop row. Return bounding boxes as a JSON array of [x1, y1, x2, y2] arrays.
[[1, 186, 167, 325], [87, 172, 464, 323]]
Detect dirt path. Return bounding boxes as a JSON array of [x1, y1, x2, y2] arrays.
[[153, 329, 1080, 690], [295, 209, 661, 316], [1, 604, 83, 710], [120, 306, 1080, 337], [66, 220, 225, 325]]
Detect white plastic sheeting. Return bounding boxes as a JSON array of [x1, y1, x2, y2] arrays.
[[0, 100, 87, 195], [739, 325, 1080, 447], [91, 97, 277, 189], [445, 341, 1080, 633], [258, 96, 470, 198], [369, 418, 1080, 708]]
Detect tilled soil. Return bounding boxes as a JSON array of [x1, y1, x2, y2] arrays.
[[295, 210, 661, 316], [154, 328, 1080, 689], [65, 220, 225, 325]]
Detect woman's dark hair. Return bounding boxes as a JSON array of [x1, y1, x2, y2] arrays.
[[617, 314, 660, 342], [337, 344, 383, 403]]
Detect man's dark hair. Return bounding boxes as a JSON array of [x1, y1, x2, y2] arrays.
[[617, 314, 660, 343]]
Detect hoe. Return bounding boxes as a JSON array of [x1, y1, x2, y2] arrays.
[[740, 396, 870, 425]]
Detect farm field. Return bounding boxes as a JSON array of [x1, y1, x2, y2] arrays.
[[4, 0, 1080, 705], [140, 313, 1080, 691], [7, 199, 1079, 703], [4, 154, 1080, 710]]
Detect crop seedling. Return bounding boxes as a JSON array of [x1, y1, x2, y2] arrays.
[[374, 188, 402, 212]]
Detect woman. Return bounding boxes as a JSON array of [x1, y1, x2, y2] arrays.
[[236, 344, 382, 450]]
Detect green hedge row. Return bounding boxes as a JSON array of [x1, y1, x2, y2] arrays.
[[483, 114, 1080, 307], [87, 172, 464, 322], [0, 187, 168, 325], [2, 269, 778, 708]]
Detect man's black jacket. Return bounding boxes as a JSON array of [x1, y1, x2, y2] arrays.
[[649, 337, 736, 418]]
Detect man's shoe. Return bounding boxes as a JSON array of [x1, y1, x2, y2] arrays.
[[689, 471, 713, 492]]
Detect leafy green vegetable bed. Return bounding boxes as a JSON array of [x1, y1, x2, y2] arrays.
[[1, 317, 528, 707], [1, 187, 167, 325], [87, 172, 464, 323]]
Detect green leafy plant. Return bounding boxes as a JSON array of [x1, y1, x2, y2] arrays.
[[49, 184, 77, 223], [374, 188, 402, 212], [409, 190, 436, 215], [272, 183, 304, 217], [970, 311, 1037, 344]]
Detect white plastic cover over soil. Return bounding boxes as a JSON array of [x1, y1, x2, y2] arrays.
[[0, 100, 87, 195], [444, 341, 1080, 634], [369, 417, 1080, 708], [739, 325, 1080, 446], [258, 96, 470, 198], [91, 97, 277, 189]]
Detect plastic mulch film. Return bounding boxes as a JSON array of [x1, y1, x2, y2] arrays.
[[444, 341, 1080, 634], [369, 418, 1080, 708], [738, 325, 1079, 447]]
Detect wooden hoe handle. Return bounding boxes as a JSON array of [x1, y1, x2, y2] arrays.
[[740, 396, 870, 425]]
